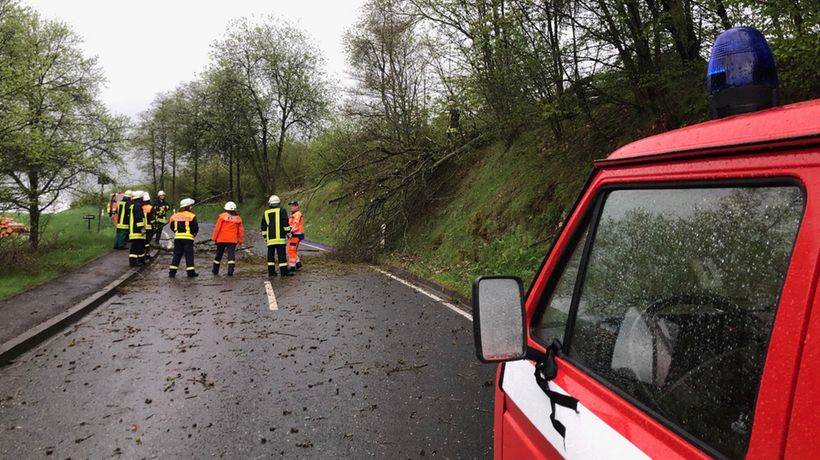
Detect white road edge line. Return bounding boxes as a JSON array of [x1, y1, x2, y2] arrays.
[[264, 281, 278, 311], [375, 268, 472, 321]]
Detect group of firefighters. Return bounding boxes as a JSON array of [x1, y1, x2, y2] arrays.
[[111, 191, 304, 278]]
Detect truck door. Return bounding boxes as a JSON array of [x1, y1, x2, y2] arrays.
[[500, 178, 808, 460]]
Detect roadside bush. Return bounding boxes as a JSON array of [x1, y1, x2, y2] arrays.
[[0, 235, 38, 273]]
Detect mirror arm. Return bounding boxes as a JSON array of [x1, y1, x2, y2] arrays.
[[526, 338, 563, 363]]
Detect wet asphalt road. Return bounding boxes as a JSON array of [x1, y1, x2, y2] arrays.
[[0, 244, 495, 459]]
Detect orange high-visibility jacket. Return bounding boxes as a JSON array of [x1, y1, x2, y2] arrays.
[[212, 211, 243, 244], [289, 210, 304, 235]]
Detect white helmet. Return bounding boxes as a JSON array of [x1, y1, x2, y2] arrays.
[[268, 195, 280, 205], [142, 192, 150, 201], [132, 191, 143, 200], [180, 198, 195, 208], [158, 190, 166, 197], [224, 201, 237, 211], [124, 189, 134, 197]]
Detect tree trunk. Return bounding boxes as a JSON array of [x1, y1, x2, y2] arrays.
[[172, 147, 178, 205], [237, 156, 243, 204], [151, 144, 158, 194], [262, 121, 272, 196], [26, 169, 41, 249], [228, 147, 234, 202], [193, 144, 199, 202], [28, 205, 40, 250], [272, 121, 287, 195]]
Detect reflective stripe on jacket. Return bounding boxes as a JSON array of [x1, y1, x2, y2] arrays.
[[170, 210, 198, 240], [262, 207, 290, 245], [212, 212, 243, 244]]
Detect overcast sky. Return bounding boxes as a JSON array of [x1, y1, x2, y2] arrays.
[[25, 0, 364, 120]]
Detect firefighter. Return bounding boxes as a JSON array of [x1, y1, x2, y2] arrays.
[[168, 198, 199, 278], [211, 201, 243, 276], [261, 195, 292, 276], [128, 190, 146, 267], [287, 201, 304, 271], [153, 190, 170, 246], [141, 192, 155, 259], [113, 190, 132, 250]]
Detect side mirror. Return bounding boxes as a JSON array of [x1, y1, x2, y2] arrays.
[[472, 276, 527, 363]]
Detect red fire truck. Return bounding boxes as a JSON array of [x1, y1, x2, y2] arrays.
[[472, 28, 820, 459]]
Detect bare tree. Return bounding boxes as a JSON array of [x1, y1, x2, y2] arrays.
[[344, 0, 434, 148]]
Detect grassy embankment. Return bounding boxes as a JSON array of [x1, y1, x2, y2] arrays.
[[0, 206, 117, 299], [296, 130, 606, 298]]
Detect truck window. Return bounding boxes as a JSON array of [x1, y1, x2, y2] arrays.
[[536, 184, 804, 459], [538, 222, 590, 346]]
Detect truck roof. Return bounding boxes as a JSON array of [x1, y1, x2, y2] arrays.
[[598, 98, 820, 166]]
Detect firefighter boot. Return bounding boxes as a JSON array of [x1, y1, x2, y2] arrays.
[[187, 269, 199, 278], [212, 262, 219, 274], [268, 266, 277, 276], [227, 264, 234, 276], [169, 269, 176, 278]]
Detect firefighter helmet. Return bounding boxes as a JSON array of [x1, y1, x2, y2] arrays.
[[180, 198, 195, 208], [268, 195, 280, 205], [158, 190, 166, 197], [224, 201, 237, 211], [142, 192, 150, 201]]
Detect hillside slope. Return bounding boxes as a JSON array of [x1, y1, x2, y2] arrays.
[[301, 109, 664, 297]]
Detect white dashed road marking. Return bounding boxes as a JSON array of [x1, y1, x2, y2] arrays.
[[264, 281, 278, 311]]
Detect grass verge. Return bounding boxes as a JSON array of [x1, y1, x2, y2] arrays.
[[0, 206, 117, 300]]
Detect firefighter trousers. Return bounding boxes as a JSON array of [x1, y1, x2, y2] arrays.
[[288, 236, 302, 269], [153, 222, 166, 244], [213, 243, 236, 275], [170, 239, 196, 276], [267, 244, 290, 276], [114, 228, 128, 249], [129, 238, 146, 266]]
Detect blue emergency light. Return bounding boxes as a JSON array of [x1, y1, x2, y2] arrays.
[[707, 27, 780, 119]]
